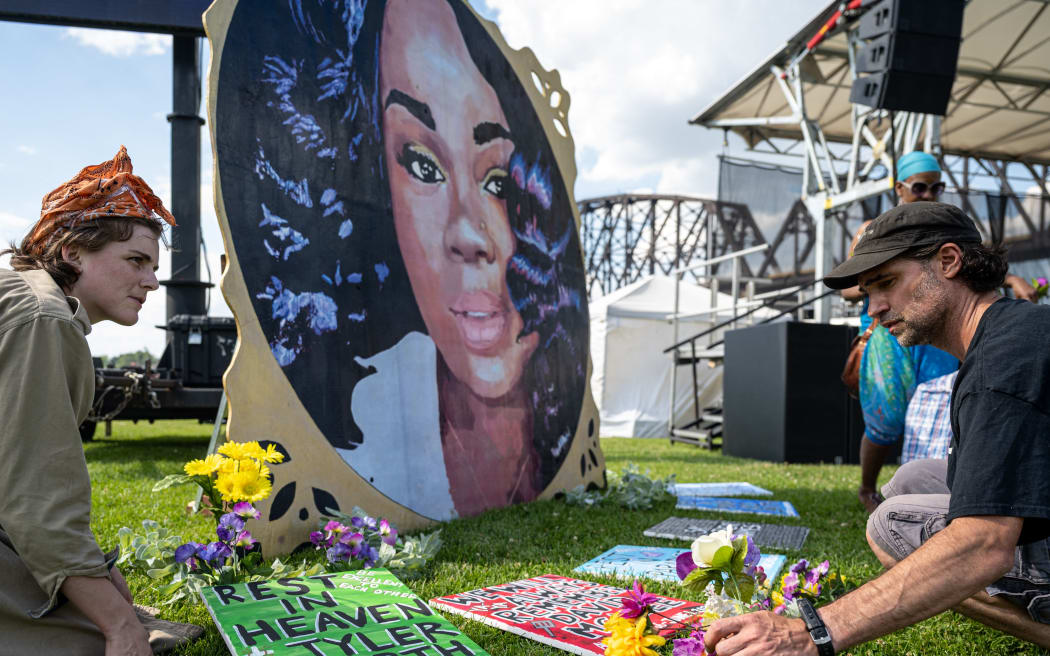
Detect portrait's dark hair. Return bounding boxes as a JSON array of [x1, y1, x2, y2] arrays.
[[215, 0, 587, 490], [903, 240, 1008, 293], [3, 217, 163, 290]]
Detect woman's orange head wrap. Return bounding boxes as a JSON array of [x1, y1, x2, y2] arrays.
[[26, 145, 176, 249]]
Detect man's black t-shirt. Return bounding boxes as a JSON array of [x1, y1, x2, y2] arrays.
[[948, 297, 1050, 543]]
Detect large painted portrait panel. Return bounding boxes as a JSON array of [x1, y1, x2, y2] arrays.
[[206, 0, 602, 550]]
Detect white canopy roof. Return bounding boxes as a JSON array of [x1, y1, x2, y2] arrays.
[[692, 0, 1050, 165], [590, 275, 737, 321]]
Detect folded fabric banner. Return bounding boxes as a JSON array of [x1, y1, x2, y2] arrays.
[[671, 482, 773, 497], [431, 574, 703, 656], [645, 517, 810, 551], [574, 545, 787, 586], [200, 568, 488, 656], [675, 496, 799, 517]]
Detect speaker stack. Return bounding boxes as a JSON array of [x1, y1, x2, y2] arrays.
[[849, 0, 965, 116]]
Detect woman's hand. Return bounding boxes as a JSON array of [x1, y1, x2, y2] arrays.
[[110, 566, 134, 604], [62, 575, 149, 655]]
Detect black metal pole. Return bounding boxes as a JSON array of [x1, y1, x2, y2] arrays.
[[161, 35, 208, 325]]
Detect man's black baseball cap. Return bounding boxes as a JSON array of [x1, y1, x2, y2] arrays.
[[823, 201, 982, 290]]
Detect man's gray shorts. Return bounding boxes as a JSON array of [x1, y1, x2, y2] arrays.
[[867, 458, 1050, 624]]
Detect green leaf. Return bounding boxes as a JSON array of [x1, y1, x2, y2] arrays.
[[152, 474, 192, 492], [147, 565, 175, 579], [710, 545, 734, 570]]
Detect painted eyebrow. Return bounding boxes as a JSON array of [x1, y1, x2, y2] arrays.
[[384, 89, 435, 131], [129, 249, 159, 271], [474, 121, 511, 145]]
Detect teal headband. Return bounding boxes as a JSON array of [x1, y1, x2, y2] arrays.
[[897, 151, 940, 181]]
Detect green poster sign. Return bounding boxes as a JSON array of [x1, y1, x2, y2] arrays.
[[200, 568, 490, 656]]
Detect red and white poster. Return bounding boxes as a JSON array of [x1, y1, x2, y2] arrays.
[[430, 575, 704, 655]]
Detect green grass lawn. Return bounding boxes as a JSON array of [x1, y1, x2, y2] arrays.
[[86, 420, 1044, 655]]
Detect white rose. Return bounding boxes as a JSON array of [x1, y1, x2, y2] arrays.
[[691, 525, 734, 568]]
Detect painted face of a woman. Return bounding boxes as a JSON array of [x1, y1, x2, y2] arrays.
[[379, 0, 539, 399]]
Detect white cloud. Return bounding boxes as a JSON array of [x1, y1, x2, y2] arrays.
[[16, 145, 36, 155], [0, 210, 30, 230], [63, 28, 170, 58], [486, 0, 827, 200]]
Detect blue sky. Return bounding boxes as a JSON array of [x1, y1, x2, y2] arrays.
[[0, 1, 827, 357]]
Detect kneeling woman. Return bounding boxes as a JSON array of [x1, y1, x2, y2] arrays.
[[0, 148, 196, 654]]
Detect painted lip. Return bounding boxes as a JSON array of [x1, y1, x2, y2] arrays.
[[450, 290, 509, 353]]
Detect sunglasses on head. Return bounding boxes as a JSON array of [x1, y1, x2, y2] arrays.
[[905, 180, 946, 196]]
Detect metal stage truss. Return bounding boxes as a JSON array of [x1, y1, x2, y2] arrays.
[[691, 0, 1050, 321]]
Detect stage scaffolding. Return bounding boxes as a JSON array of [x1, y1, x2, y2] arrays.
[[691, 0, 1050, 322]]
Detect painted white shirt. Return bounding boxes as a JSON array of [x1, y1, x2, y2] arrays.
[[338, 331, 457, 520]]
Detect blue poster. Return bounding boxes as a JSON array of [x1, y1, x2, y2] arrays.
[[675, 497, 799, 517], [574, 545, 786, 586]]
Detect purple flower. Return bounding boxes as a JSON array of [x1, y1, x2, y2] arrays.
[[739, 535, 761, 576], [816, 560, 830, 576], [326, 543, 351, 563], [790, 559, 809, 575], [360, 544, 379, 567], [309, 531, 325, 547], [232, 502, 261, 520], [754, 565, 767, 586], [199, 541, 232, 566], [233, 530, 257, 549], [175, 542, 203, 570], [672, 632, 706, 656], [378, 518, 398, 546], [1038, 277, 1048, 287], [352, 515, 377, 531], [340, 531, 365, 557], [324, 520, 344, 534], [781, 572, 800, 602], [217, 513, 245, 542], [676, 550, 698, 580], [621, 580, 659, 619]]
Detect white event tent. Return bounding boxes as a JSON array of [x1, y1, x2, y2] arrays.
[[590, 275, 751, 438]]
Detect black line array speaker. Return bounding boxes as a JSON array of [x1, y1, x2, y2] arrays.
[[849, 0, 965, 116], [724, 322, 865, 464]]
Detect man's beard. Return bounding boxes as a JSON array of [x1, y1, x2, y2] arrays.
[[882, 266, 949, 347]]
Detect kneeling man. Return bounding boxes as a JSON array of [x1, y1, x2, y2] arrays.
[[706, 201, 1050, 654]]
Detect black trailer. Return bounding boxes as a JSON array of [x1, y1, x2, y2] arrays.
[[0, 2, 229, 439]]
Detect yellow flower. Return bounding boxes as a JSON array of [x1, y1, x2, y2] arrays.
[[215, 472, 238, 502], [217, 440, 255, 460], [236, 457, 271, 480], [218, 457, 237, 474], [258, 443, 285, 463], [231, 470, 272, 503], [184, 453, 224, 477], [214, 469, 272, 503], [602, 613, 665, 656]]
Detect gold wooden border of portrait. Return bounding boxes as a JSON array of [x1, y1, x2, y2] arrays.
[[203, 0, 603, 557]]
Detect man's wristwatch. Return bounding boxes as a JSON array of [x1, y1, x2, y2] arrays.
[[797, 598, 834, 656]]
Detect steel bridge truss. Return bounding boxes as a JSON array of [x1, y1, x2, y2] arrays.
[[577, 194, 777, 298]]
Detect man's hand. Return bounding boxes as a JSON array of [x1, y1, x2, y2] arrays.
[[704, 612, 818, 656], [110, 566, 134, 605], [1004, 274, 1037, 302], [857, 486, 884, 514]]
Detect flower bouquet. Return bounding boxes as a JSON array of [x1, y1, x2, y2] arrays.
[[1032, 276, 1049, 301], [601, 525, 847, 655], [154, 439, 286, 513], [308, 507, 444, 579]]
